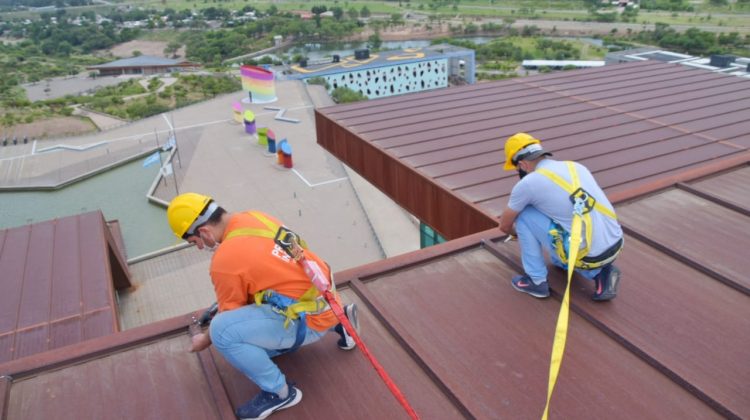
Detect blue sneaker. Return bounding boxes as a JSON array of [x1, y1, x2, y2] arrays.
[[511, 274, 550, 298], [235, 382, 302, 420], [334, 303, 359, 350]]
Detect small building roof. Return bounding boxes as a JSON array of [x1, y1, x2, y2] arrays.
[[88, 55, 192, 69], [522, 59, 605, 67], [0, 211, 130, 364]]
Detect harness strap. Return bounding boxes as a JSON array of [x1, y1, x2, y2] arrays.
[[253, 287, 328, 354], [536, 163, 617, 220], [222, 211, 328, 353]]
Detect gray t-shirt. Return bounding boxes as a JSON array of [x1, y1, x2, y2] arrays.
[[507, 159, 623, 256]]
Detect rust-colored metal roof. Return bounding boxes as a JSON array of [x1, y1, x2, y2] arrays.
[[1, 62, 748, 420], [2, 166, 748, 418], [0, 211, 130, 364], [315, 60, 750, 239]]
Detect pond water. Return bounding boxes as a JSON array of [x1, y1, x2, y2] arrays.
[[0, 154, 176, 259]]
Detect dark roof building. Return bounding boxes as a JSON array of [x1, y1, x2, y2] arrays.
[[87, 55, 201, 77]]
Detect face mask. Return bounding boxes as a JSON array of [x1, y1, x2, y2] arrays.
[[199, 230, 218, 252]]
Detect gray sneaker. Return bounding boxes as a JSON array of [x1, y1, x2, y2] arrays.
[[334, 303, 359, 350]]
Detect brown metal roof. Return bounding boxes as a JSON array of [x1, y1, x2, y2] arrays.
[[1, 62, 748, 420], [0, 211, 130, 364], [2, 167, 748, 418], [315, 60, 750, 239]]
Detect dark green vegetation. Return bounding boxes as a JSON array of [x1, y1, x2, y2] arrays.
[[331, 86, 368, 103], [1, 74, 240, 127], [603, 23, 749, 56], [88, 74, 240, 120]]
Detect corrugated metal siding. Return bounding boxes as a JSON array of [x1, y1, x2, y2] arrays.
[[688, 165, 750, 210], [6, 336, 222, 420], [617, 188, 750, 291], [316, 60, 750, 238], [0, 211, 128, 363]]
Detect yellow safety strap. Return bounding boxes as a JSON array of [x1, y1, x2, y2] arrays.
[[541, 214, 581, 420], [539, 161, 587, 420]]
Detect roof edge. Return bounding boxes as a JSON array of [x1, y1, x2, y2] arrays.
[[0, 311, 192, 379], [609, 153, 750, 205], [335, 228, 504, 286]]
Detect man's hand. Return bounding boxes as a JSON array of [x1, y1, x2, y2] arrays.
[[188, 322, 212, 352], [188, 332, 212, 353]]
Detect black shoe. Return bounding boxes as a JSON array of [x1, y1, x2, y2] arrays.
[[511, 274, 550, 299], [334, 303, 359, 350], [592, 265, 621, 301], [235, 381, 302, 420]]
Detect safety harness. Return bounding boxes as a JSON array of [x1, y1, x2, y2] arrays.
[[536, 161, 622, 270], [534, 161, 623, 420], [224, 211, 333, 354]]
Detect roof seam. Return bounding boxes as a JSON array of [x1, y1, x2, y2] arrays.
[[621, 223, 749, 296], [349, 277, 476, 418], [481, 239, 741, 419]]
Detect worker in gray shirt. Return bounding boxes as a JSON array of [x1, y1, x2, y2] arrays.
[[499, 133, 624, 301]]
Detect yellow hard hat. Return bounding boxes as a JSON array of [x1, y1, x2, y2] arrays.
[[167, 192, 213, 239], [503, 132, 543, 170]]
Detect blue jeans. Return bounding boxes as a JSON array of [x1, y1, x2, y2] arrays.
[[515, 206, 601, 284], [209, 304, 327, 394]]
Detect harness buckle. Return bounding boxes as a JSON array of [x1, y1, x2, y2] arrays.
[[569, 187, 596, 216], [274, 226, 304, 260]]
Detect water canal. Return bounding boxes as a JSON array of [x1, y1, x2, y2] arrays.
[[0, 155, 176, 259]]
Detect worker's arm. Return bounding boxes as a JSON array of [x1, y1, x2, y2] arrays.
[[499, 206, 519, 237]]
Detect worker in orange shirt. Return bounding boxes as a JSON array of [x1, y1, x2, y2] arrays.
[[167, 193, 359, 420]]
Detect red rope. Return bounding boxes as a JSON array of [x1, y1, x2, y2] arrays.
[[324, 290, 420, 420]]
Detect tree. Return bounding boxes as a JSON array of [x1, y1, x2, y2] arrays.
[[347, 7, 359, 19], [332, 6, 344, 20], [367, 33, 382, 50], [331, 86, 367, 103], [164, 41, 182, 57], [360, 6, 371, 18]]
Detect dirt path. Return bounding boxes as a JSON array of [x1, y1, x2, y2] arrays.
[[3, 116, 97, 140], [107, 40, 187, 59]]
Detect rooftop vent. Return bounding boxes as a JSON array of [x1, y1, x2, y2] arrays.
[[709, 54, 734, 68]]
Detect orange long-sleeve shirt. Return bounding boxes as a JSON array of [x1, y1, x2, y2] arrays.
[[209, 211, 338, 331]]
